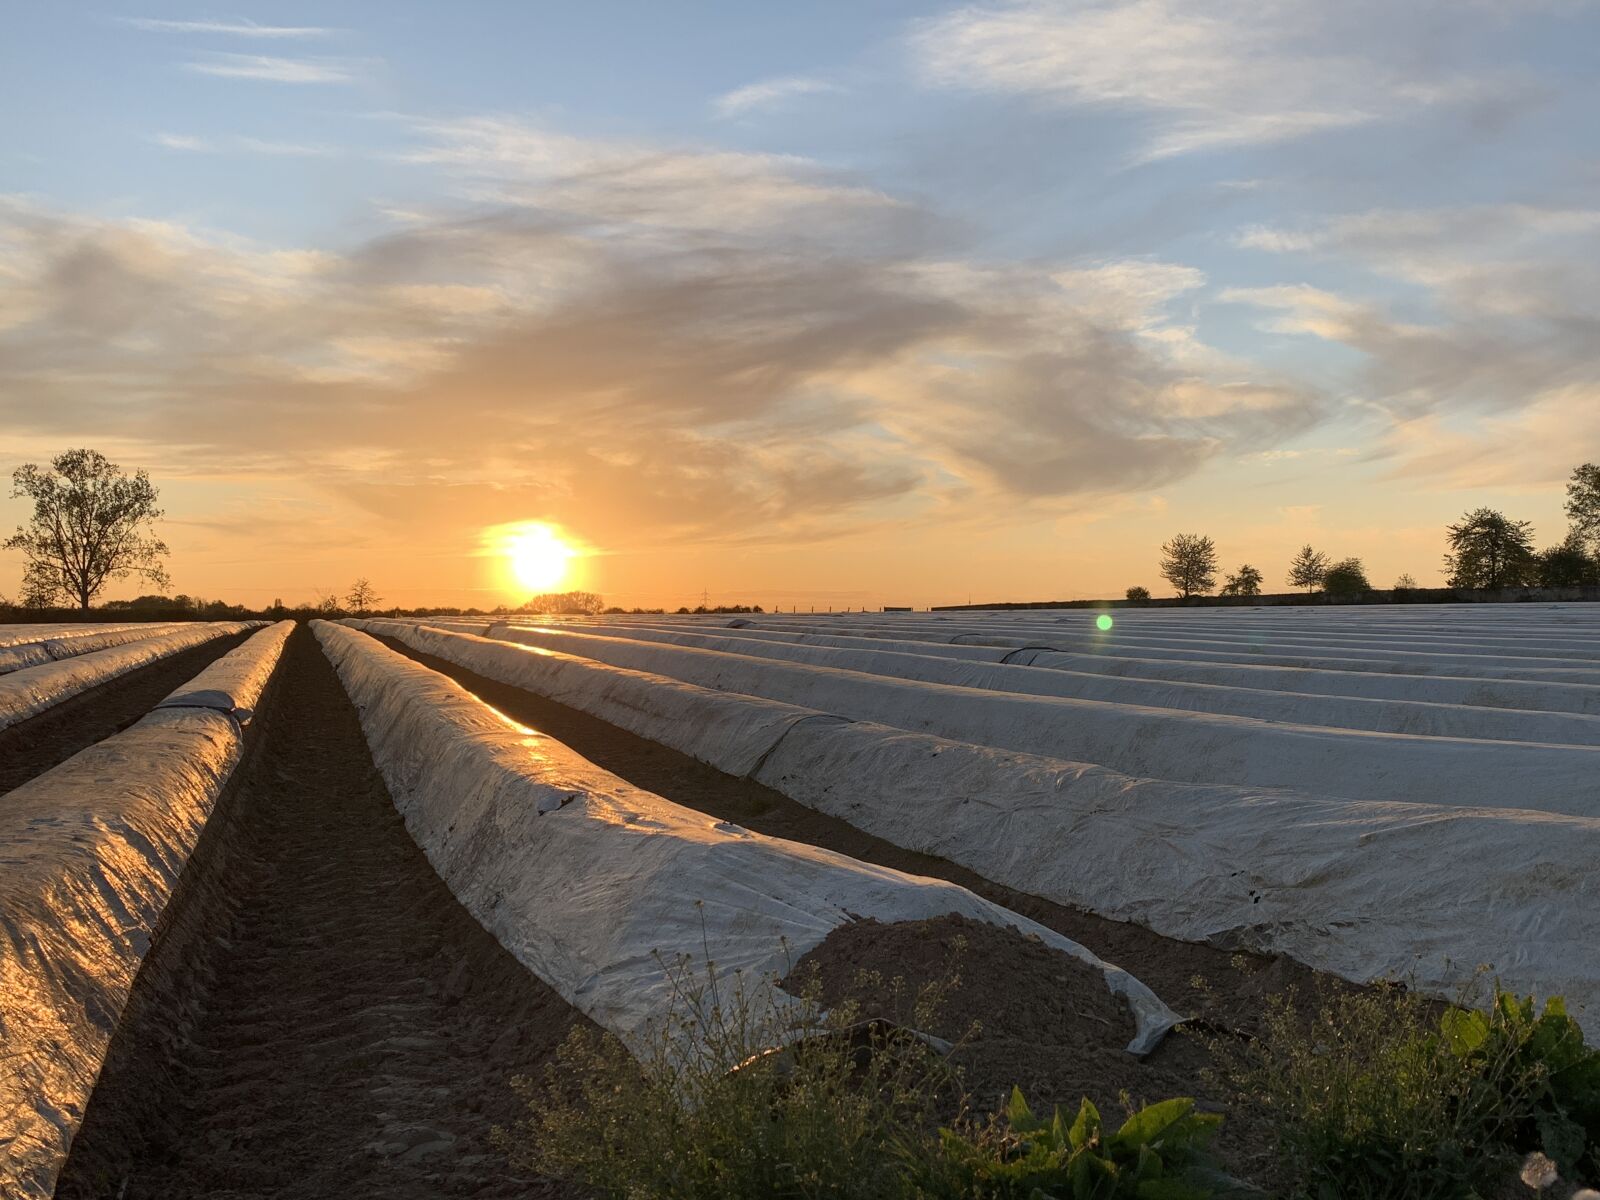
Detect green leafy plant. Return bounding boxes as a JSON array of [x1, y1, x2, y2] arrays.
[[1442, 992, 1600, 1178], [495, 945, 965, 1199], [1218, 980, 1600, 1199], [907, 1086, 1222, 1199]]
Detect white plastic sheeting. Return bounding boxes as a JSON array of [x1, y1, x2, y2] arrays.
[[0, 623, 254, 733], [0, 624, 190, 675], [315, 621, 1179, 1059], [561, 619, 1600, 716], [351, 617, 1600, 1036], [473, 623, 1600, 814], [0, 623, 291, 1200], [158, 620, 293, 725], [491, 622, 1600, 746]]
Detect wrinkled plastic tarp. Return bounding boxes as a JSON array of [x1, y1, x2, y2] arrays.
[[357, 618, 1600, 1038], [0, 623, 251, 733], [462, 623, 1600, 814], [316, 621, 1180, 1059], [488, 622, 1600, 745], [0, 623, 290, 1199], [158, 621, 293, 724]]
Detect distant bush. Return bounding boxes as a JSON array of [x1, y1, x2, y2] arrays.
[[1125, 585, 1152, 604], [1322, 557, 1371, 596]]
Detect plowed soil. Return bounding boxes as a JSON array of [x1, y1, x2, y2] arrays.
[[55, 626, 586, 1200], [0, 630, 251, 795]]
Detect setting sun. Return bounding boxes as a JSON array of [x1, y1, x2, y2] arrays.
[[487, 521, 579, 594]]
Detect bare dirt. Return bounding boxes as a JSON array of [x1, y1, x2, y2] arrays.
[[0, 630, 252, 795], [376, 634, 1322, 1182], [55, 626, 587, 1200]]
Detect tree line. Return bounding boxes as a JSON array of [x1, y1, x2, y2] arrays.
[[1141, 463, 1600, 601]]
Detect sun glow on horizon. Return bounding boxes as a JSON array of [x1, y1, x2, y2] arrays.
[[483, 520, 582, 596]]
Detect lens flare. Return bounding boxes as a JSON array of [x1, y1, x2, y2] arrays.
[[1096, 614, 1114, 631]]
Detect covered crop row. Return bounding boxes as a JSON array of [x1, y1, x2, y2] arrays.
[[349, 618, 1600, 1038], [0, 621, 292, 1199], [314, 621, 1179, 1063], [0, 622, 264, 733]]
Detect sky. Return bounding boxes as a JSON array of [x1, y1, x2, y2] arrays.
[[2, 1, 1597, 610]]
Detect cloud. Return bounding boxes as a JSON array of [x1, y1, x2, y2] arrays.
[[184, 53, 363, 84], [153, 132, 211, 152], [152, 132, 336, 156], [713, 76, 843, 118], [1225, 202, 1600, 481], [0, 122, 1318, 556], [912, 0, 1536, 159], [120, 17, 337, 38]]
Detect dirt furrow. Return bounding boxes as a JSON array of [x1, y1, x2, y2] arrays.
[[0, 630, 252, 796], [55, 626, 584, 1200]]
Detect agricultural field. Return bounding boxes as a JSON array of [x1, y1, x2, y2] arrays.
[[3, 605, 1598, 1198]]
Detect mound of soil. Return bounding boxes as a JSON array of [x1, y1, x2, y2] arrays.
[[785, 913, 1274, 1181]]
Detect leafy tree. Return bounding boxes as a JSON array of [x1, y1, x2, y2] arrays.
[[1158, 533, 1217, 599], [1323, 557, 1372, 595], [346, 577, 381, 613], [1287, 544, 1330, 592], [1443, 508, 1538, 589], [1538, 533, 1598, 587], [1568, 463, 1600, 555], [1219, 563, 1264, 597], [1124, 585, 1151, 603], [5, 449, 170, 609]]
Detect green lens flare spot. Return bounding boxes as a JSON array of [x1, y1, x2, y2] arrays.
[[1096, 614, 1113, 631]]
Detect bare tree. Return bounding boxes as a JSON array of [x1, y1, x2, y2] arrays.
[[1394, 573, 1419, 590], [1443, 508, 1538, 589], [1568, 462, 1600, 554], [1286, 544, 1330, 593], [6, 449, 170, 609], [1159, 534, 1217, 599], [346, 578, 381, 613], [1219, 564, 1263, 596]]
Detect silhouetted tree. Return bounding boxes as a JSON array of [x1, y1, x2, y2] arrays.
[[522, 590, 604, 615], [1443, 508, 1538, 589], [1219, 564, 1263, 596], [1394, 573, 1418, 589], [6, 449, 170, 609], [1287, 544, 1330, 592], [1568, 462, 1600, 555], [1159, 533, 1217, 599], [1323, 557, 1371, 595], [346, 578, 381, 613], [1537, 533, 1598, 587], [1124, 585, 1152, 603]]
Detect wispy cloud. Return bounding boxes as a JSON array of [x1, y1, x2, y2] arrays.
[[121, 17, 336, 38], [152, 131, 336, 156], [713, 75, 843, 118], [153, 132, 212, 152], [184, 52, 364, 84], [911, 0, 1530, 159]]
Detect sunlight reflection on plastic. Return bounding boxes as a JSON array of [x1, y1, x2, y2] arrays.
[[1096, 614, 1113, 631]]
